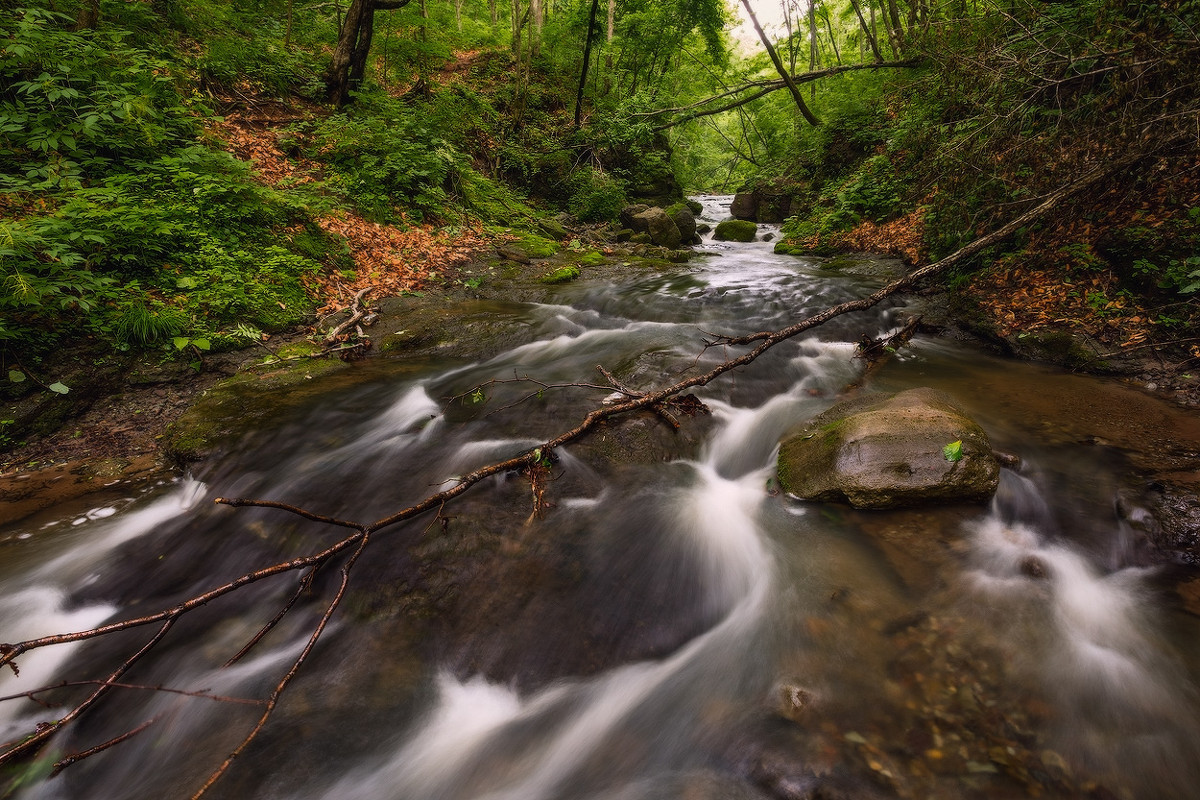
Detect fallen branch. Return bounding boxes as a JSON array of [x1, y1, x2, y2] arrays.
[[646, 60, 919, 131], [323, 286, 376, 345], [0, 145, 1160, 795]]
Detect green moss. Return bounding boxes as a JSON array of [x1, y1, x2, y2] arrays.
[[713, 219, 758, 242], [541, 265, 581, 284], [510, 232, 560, 258], [576, 251, 607, 267]]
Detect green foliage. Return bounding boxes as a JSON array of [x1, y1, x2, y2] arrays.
[[298, 91, 459, 222], [1133, 257, 1200, 295], [566, 168, 627, 223], [0, 7, 197, 190], [198, 35, 325, 98]]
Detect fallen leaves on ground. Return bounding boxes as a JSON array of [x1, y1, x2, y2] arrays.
[[207, 89, 505, 316], [309, 213, 498, 314], [831, 208, 927, 265]]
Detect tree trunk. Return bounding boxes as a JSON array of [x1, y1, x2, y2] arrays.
[[327, 0, 413, 108], [849, 0, 883, 63], [511, 0, 522, 54], [822, 5, 842, 65], [73, 0, 100, 29], [739, 0, 820, 126], [885, 0, 905, 54], [808, 0, 817, 100], [530, 0, 542, 57], [574, 0, 602, 128]]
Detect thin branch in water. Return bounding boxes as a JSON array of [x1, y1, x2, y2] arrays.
[[0, 680, 266, 707], [51, 715, 162, 777], [191, 531, 373, 800]]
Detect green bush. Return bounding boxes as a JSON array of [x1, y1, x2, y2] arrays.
[[300, 92, 459, 222], [566, 168, 627, 222], [198, 36, 325, 98], [0, 7, 197, 190]]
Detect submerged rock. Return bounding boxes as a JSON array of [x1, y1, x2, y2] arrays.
[[778, 388, 1000, 509]]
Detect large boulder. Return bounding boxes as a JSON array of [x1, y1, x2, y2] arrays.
[[620, 204, 651, 230], [633, 207, 683, 249], [713, 219, 758, 242], [665, 203, 697, 243], [778, 388, 1000, 509], [730, 192, 757, 220]]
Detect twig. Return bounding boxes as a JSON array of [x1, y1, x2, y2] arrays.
[[190, 531, 372, 800], [0, 681, 265, 707], [51, 715, 162, 777], [324, 286, 376, 344]]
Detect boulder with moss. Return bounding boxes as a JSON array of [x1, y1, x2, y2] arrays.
[[778, 388, 1000, 509], [633, 207, 682, 249], [713, 219, 758, 242]]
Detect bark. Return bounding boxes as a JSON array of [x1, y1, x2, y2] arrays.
[[848, 0, 883, 63], [530, 0, 543, 57], [327, 0, 414, 108], [739, 0, 820, 126], [574, 0, 602, 128], [809, 0, 817, 99], [511, 0, 522, 53], [822, 5, 842, 66], [73, 0, 100, 30]]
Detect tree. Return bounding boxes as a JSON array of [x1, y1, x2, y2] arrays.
[[327, 0, 415, 108]]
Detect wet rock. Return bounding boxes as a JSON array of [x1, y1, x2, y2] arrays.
[[665, 202, 698, 243], [773, 680, 817, 723], [778, 388, 1000, 509], [497, 244, 532, 263], [1135, 481, 1200, 564], [730, 192, 758, 220], [633, 207, 683, 249], [714, 219, 758, 243], [619, 203, 651, 229]]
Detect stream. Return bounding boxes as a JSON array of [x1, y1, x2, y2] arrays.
[[4, 195, 1200, 799]]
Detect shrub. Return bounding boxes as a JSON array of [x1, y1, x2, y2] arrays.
[[566, 168, 627, 222]]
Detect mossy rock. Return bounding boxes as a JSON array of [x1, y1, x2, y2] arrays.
[[778, 388, 1000, 509], [576, 251, 607, 267], [713, 219, 758, 242], [162, 355, 349, 463], [507, 232, 560, 259], [541, 265, 581, 284], [774, 239, 837, 257], [537, 217, 569, 240]]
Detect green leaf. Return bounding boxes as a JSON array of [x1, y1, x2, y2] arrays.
[[191, 338, 211, 351], [176, 277, 198, 289], [8, 369, 26, 383], [943, 440, 963, 462], [173, 336, 190, 350], [48, 382, 70, 394]]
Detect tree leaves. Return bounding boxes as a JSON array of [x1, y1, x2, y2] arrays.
[[943, 440, 963, 462]]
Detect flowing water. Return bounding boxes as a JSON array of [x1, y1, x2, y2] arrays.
[[4, 196, 1200, 799]]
